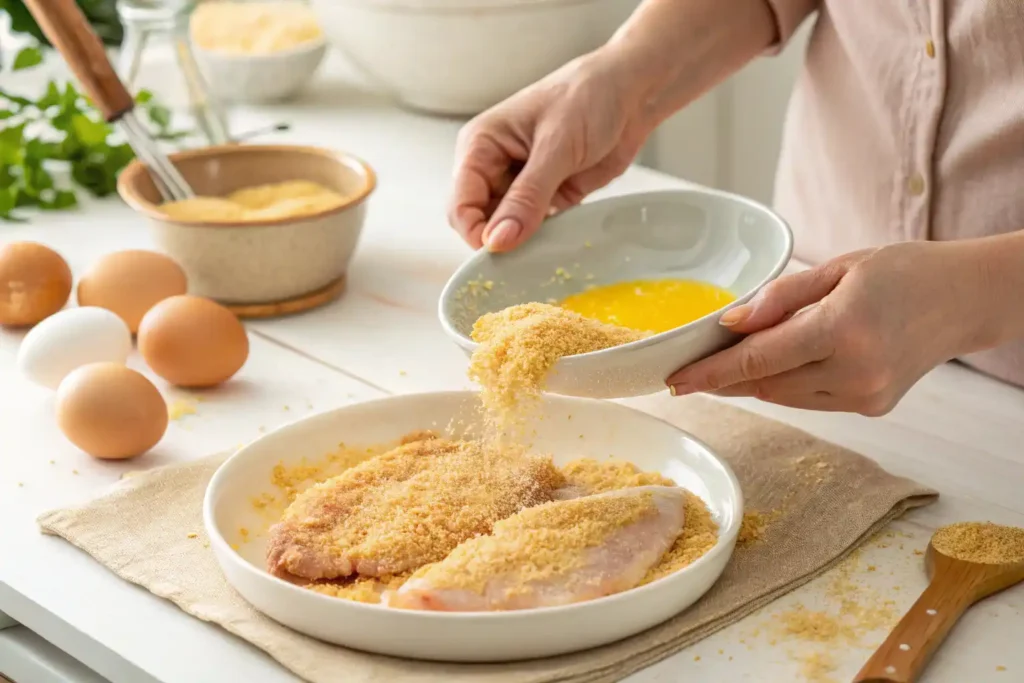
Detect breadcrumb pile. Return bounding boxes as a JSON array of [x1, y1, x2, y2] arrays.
[[468, 302, 647, 433]]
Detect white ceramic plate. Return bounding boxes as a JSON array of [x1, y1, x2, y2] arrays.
[[439, 189, 793, 399], [204, 391, 742, 662]]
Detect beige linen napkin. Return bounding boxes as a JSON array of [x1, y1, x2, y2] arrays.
[[38, 396, 937, 683]]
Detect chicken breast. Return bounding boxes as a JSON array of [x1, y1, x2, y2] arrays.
[[385, 485, 687, 611], [266, 436, 563, 581]]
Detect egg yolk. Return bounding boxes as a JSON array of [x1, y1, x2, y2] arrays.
[[559, 279, 736, 334]]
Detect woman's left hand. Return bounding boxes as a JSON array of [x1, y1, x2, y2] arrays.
[[665, 242, 996, 415]]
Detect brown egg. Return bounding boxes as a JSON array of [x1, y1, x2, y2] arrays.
[[77, 250, 188, 333], [56, 362, 168, 460], [138, 295, 249, 387], [0, 242, 73, 326]]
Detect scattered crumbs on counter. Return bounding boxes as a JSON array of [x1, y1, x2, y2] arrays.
[[693, 656, 700, 662], [914, 549, 924, 556], [17, 482, 23, 487], [283, 405, 290, 411], [717, 649, 724, 655], [187, 532, 198, 539], [168, 398, 199, 421], [399, 370, 407, 376], [72, 469, 79, 475], [258, 425, 267, 433], [867, 565, 876, 571], [48, 459, 55, 465], [578, 434, 584, 439], [796, 650, 837, 683], [998, 666, 1007, 672], [203, 541, 210, 548]]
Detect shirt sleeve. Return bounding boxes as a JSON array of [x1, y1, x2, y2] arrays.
[[762, 0, 820, 54]]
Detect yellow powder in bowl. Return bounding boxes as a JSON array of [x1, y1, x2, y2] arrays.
[[190, 2, 323, 55], [159, 180, 348, 223], [931, 521, 1024, 564]]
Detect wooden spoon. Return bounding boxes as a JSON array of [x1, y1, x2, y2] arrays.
[[853, 539, 1024, 682]]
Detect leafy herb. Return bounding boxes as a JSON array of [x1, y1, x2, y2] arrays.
[[0, 80, 189, 222], [0, 1, 123, 52]]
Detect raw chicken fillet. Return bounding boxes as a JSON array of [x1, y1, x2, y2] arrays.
[[265, 436, 563, 580], [386, 485, 687, 611]]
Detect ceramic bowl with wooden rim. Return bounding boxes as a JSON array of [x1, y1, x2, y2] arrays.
[[118, 144, 375, 309]]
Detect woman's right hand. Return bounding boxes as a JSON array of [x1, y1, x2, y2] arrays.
[[448, 49, 652, 253]]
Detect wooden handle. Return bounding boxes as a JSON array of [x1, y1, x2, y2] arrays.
[[22, 0, 135, 121], [853, 566, 979, 682]]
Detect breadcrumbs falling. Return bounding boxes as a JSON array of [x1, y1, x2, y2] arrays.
[[931, 521, 1024, 564], [468, 302, 648, 435]]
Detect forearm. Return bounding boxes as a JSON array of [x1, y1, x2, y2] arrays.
[[597, 0, 778, 131], [957, 230, 1024, 352]]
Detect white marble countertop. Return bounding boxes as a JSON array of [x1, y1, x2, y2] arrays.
[[2, 54, 1024, 683]]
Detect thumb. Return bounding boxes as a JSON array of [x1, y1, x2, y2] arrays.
[[720, 260, 850, 333], [482, 138, 573, 252]]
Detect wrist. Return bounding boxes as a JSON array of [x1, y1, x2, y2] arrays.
[[949, 232, 1024, 353], [597, 0, 776, 130]]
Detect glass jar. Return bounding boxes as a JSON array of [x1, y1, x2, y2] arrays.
[[116, 0, 231, 145]]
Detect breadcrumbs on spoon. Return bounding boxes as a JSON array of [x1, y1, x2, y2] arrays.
[[931, 521, 1024, 564]]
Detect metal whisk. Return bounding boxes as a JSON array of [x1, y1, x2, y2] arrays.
[[24, 0, 195, 203]]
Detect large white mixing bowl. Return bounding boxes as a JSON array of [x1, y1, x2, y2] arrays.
[[309, 0, 639, 115]]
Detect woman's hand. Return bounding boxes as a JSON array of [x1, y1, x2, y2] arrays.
[[447, 52, 649, 253], [666, 242, 1003, 415]]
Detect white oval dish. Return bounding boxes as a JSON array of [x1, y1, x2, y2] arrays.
[[203, 390, 742, 662], [438, 189, 793, 399]]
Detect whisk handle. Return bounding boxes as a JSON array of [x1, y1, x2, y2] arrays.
[[23, 0, 135, 122]]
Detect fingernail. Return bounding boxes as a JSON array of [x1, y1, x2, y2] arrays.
[[547, 206, 559, 217], [668, 382, 692, 397], [485, 218, 522, 252], [720, 304, 752, 327]]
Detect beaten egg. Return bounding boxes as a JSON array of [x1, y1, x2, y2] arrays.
[[559, 279, 736, 334]]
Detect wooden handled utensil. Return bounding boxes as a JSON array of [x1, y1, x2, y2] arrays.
[[853, 537, 1024, 682], [23, 0, 195, 202]]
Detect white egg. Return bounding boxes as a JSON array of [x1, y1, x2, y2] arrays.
[[17, 307, 132, 390]]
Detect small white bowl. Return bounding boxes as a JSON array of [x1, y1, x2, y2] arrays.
[[194, 39, 327, 103], [439, 189, 793, 399], [203, 391, 742, 662], [118, 144, 375, 305]]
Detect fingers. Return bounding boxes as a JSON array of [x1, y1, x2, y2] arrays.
[[666, 305, 835, 395], [448, 133, 517, 250], [482, 134, 574, 252], [718, 257, 854, 334], [711, 389, 846, 412]]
